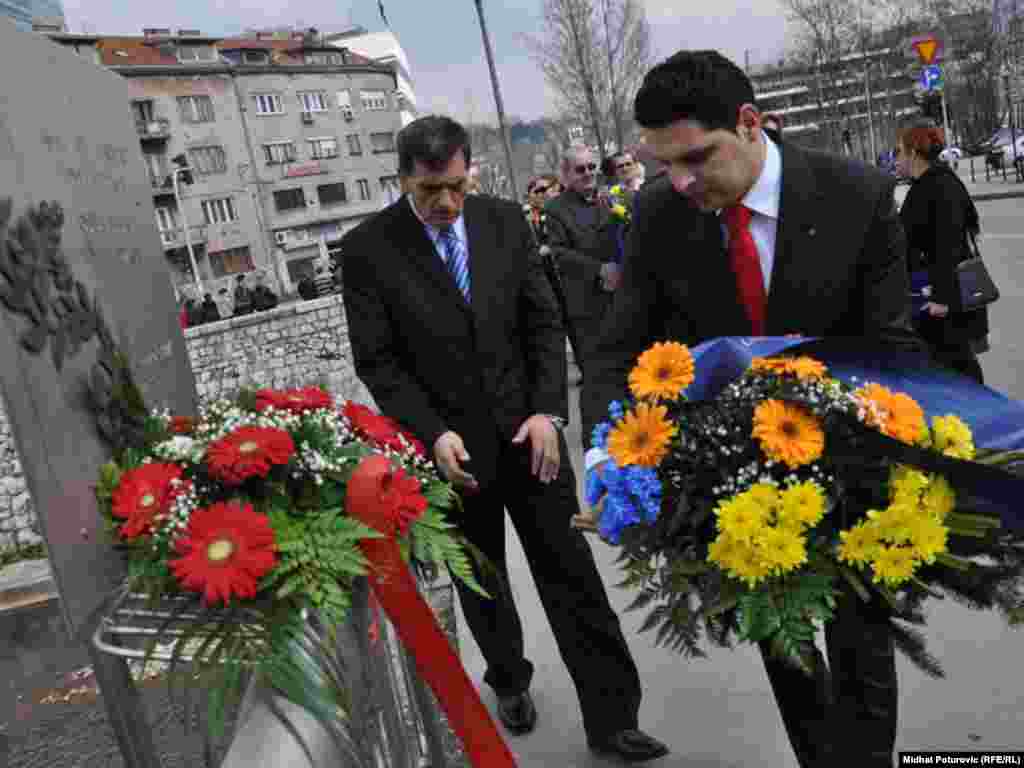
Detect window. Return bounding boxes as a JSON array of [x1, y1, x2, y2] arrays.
[[177, 95, 215, 123], [201, 197, 237, 225], [298, 91, 329, 112], [263, 141, 297, 165], [154, 206, 177, 232], [370, 131, 395, 154], [379, 175, 401, 206], [346, 134, 362, 155], [305, 52, 344, 65], [308, 137, 338, 159], [243, 50, 268, 64], [337, 90, 354, 118], [360, 89, 388, 111], [209, 246, 254, 278], [132, 100, 154, 123], [143, 152, 169, 186], [274, 187, 306, 212], [317, 182, 347, 206], [253, 93, 284, 115], [177, 44, 216, 62], [357, 179, 371, 201], [188, 145, 227, 175]]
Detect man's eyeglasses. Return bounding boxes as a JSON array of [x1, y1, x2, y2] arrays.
[[574, 162, 597, 174], [614, 161, 634, 172], [531, 185, 550, 195]]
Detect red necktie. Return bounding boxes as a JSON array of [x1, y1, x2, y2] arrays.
[[722, 204, 766, 335]]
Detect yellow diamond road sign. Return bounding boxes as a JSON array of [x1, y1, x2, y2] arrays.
[[914, 38, 939, 65]]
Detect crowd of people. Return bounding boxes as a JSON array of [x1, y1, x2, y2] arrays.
[[179, 272, 279, 328]]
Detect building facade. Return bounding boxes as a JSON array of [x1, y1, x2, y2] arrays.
[[752, 48, 919, 160], [325, 26, 418, 129], [1, 0, 62, 30], [43, 27, 403, 297]]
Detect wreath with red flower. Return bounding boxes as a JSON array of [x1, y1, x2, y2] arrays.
[[111, 462, 189, 540], [255, 386, 334, 415]]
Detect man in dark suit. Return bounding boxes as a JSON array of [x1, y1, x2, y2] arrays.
[[341, 116, 668, 763], [580, 51, 913, 768], [543, 146, 621, 375]]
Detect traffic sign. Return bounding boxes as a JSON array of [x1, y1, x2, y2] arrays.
[[921, 64, 944, 92], [911, 35, 943, 65]]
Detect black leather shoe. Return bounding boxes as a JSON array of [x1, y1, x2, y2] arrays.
[[588, 729, 670, 763], [496, 690, 537, 734]]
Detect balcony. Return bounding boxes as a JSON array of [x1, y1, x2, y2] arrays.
[[159, 224, 208, 249], [137, 118, 171, 140], [149, 171, 173, 193]]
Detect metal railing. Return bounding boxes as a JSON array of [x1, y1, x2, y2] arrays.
[[159, 224, 208, 248]]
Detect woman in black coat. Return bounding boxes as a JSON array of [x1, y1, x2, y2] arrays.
[[897, 118, 988, 383]]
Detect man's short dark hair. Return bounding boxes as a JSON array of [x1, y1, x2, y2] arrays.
[[397, 116, 472, 176], [634, 50, 756, 133]]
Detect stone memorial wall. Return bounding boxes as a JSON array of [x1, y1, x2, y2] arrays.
[[0, 293, 373, 551]]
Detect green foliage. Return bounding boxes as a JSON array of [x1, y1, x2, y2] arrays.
[[410, 504, 488, 597], [261, 505, 382, 627]]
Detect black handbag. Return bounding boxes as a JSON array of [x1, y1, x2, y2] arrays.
[[956, 231, 1000, 311]]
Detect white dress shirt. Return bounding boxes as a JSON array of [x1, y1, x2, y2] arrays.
[[583, 133, 784, 474], [407, 194, 469, 267]]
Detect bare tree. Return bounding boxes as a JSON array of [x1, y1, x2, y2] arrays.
[[599, 0, 653, 151]]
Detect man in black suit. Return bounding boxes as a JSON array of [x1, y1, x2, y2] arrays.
[[341, 116, 667, 763], [543, 145, 621, 375], [580, 51, 912, 768]]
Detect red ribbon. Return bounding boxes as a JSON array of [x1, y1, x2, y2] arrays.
[[347, 455, 517, 768]]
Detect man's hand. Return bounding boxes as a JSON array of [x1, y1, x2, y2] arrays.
[[512, 415, 560, 484], [600, 263, 622, 292], [572, 460, 607, 532], [539, 244, 552, 258], [925, 302, 950, 318], [433, 431, 479, 491]]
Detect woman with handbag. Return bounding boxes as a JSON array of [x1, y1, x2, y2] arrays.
[[897, 117, 989, 384]]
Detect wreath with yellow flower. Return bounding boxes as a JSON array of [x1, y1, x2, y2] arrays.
[[586, 342, 1024, 675]]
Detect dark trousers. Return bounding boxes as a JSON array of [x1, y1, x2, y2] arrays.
[[759, 585, 897, 768], [450, 431, 642, 741], [931, 343, 985, 384]]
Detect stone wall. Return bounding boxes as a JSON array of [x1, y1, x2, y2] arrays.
[[0, 294, 373, 550]]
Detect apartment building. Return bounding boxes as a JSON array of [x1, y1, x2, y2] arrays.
[[1, 0, 62, 30], [324, 26, 418, 128], [42, 26, 403, 296]]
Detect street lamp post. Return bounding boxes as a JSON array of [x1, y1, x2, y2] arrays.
[[473, 0, 519, 201], [1002, 64, 1020, 178], [170, 158, 204, 295]]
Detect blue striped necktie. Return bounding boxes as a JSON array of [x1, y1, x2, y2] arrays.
[[438, 225, 471, 302]]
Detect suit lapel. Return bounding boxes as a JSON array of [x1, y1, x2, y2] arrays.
[[397, 197, 473, 317], [766, 142, 824, 333]]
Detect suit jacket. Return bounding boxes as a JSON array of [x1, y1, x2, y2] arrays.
[[581, 140, 914, 442], [899, 164, 988, 345], [544, 190, 618, 323], [341, 194, 568, 490]]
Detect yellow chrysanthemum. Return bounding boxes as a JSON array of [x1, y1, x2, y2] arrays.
[[709, 533, 773, 587], [606, 402, 677, 467], [628, 342, 695, 401], [715, 494, 771, 543], [921, 475, 956, 519], [752, 400, 825, 468], [889, 465, 930, 505], [869, 502, 918, 545], [759, 526, 808, 574], [837, 521, 883, 566], [871, 545, 918, 586], [745, 482, 781, 513], [855, 383, 927, 445], [907, 516, 948, 564], [609, 184, 623, 195], [777, 482, 827, 530], [611, 203, 628, 218], [931, 415, 975, 460]]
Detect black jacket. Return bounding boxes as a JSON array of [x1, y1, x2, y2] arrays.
[[341, 195, 567, 490], [582, 140, 915, 443], [899, 164, 988, 345]]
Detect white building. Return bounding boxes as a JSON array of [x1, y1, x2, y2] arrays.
[[326, 27, 417, 128]]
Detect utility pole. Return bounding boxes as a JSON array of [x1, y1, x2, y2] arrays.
[[473, 0, 519, 201]]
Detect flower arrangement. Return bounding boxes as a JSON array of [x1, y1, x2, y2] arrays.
[[607, 184, 633, 224], [94, 371, 483, 738], [586, 342, 1024, 674]]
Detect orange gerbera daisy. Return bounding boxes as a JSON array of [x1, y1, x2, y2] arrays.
[[856, 383, 926, 445], [750, 357, 792, 375], [750, 356, 827, 380], [628, 342, 695, 401], [752, 399, 825, 468], [607, 402, 677, 467]]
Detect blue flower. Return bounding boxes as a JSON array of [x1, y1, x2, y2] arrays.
[[608, 400, 625, 422], [622, 466, 662, 523], [586, 460, 663, 544], [591, 421, 612, 451], [600, 494, 638, 544]]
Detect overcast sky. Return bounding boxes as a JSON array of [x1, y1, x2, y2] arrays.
[[60, 0, 793, 121]]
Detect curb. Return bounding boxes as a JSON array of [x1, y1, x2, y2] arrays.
[[0, 559, 57, 612]]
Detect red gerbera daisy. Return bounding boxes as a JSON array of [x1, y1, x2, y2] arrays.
[[206, 426, 295, 485], [170, 501, 277, 604], [111, 463, 189, 540], [346, 455, 429, 537], [255, 387, 333, 415], [342, 402, 400, 444], [382, 430, 428, 458]]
